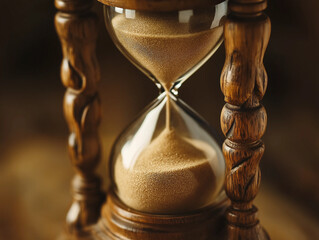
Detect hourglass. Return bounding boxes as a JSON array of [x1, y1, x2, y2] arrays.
[[55, 0, 271, 239], [105, 1, 227, 215]]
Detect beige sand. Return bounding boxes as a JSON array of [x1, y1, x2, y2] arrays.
[[114, 129, 217, 214], [112, 13, 223, 91]]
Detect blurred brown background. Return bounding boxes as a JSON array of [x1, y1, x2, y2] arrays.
[[0, 0, 318, 239]]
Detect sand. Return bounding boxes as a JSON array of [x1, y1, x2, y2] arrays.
[[114, 129, 217, 214], [112, 13, 223, 91]]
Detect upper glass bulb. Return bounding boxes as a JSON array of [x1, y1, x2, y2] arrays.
[[104, 2, 227, 92]]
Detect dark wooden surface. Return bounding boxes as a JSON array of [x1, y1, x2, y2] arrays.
[[220, 0, 271, 239], [97, 0, 224, 12], [55, 0, 105, 234]]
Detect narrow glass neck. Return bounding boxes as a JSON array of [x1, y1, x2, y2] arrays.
[[157, 84, 179, 96], [156, 78, 185, 96]]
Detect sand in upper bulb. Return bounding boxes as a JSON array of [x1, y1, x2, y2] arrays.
[[112, 13, 223, 91]]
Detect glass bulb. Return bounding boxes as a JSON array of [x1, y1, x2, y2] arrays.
[[110, 93, 225, 214], [104, 3, 227, 92]]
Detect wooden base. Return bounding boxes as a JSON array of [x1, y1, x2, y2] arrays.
[[61, 192, 228, 240], [95, 193, 228, 240]]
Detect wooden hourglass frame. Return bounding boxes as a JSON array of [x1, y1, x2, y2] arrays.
[[54, 0, 271, 239]]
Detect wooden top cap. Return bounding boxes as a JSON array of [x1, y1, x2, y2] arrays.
[[97, 0, 225, 11]]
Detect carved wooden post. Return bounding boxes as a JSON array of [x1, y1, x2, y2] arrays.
[[220, 0, 271, 239], [55, 0, 105, 234]]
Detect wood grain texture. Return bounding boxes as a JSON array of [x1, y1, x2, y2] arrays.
[[58, 192, 229, 239], [97, 0, 224, 12], [94, 193, 228, 240], [220, 0, 271, 239], [55, 0, 105, 234]]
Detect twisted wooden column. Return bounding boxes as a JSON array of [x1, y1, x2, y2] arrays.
[[220, 0, 271, 239], [55, 0, 105, 234]]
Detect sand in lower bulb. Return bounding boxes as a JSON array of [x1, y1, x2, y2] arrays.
[[115, 129, 219, 214]]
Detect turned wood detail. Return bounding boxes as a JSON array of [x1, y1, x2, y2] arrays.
[[220, 0, 271, 239], [55, 0, 105, 234]]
